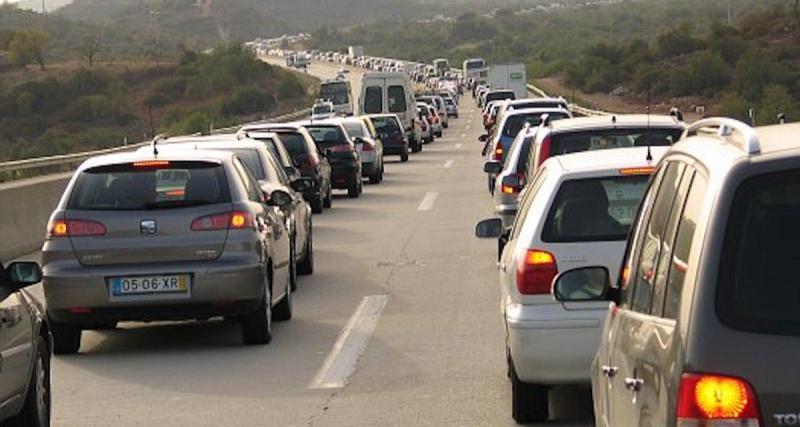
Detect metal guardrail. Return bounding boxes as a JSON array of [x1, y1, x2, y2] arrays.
[[525, 83, 610, 117], [210, 108, 312, 135]]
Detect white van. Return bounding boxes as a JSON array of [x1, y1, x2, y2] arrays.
[[358, 72, 422, 150]]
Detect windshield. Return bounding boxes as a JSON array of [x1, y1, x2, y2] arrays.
[[343, 122, 365, 138], [551, 128, 682, 154], [502, 112, 570, 138], [69, 162, 229, 211], [320, 82, 350, 105], [543, 175, 651, 242]]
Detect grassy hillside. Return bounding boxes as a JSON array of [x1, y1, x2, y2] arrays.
[[311, 0, 800, 123], [0, 45, 316, 161]]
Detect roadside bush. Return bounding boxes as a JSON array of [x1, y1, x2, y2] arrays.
[[278, 75, 305, 99], [757, 84, 794, 125], [733, 49, 784, 102], [669, 51, 729, 97], [63, 95, 115, 122], [172, 110, 211, 135], [716, 93, 750, 122], [221, 85, 275, 116], [151, 76, 188, 100], [15, 91, 35, 115]]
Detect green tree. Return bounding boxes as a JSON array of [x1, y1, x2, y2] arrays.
[[8, 29, 49, 71], [757, 84, 794, 125], [717, 93, 750, 122], [15, 92, 35, 115]]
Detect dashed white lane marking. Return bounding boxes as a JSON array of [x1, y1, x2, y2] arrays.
[[443, 159, 454, 168], [309, 295, 389, 390], [460, 133, 466, 138], [417, 192, 439, 211], [455, 143, 463, 149]]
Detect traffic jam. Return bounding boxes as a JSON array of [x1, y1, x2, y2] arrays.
[[2, 48, 799, 427]]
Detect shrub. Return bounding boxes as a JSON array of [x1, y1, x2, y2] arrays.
[[151, 77, 188, 100], [757, 84, 794, 125], [172, 111, 211, 135], [221, 85, 275, 116], [278, 75, 306, 99], [716, 93, 751, 122]]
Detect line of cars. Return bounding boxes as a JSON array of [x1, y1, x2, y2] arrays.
[[474, 88, 800, 425]]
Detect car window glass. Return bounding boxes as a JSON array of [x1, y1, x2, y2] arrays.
[[266, 152, 290, 185], [364, 86, 382, 114], [630, 162, 685, 313], [344, 122, 365, 138], [511, 168, 548, 240], [650, 169, 693, 317], [233, 157, 262, 203], [388, 86, 407, 113], [663, 172, 707, 320], [502, 113, 569, 138], [550, 128, 682, 156]]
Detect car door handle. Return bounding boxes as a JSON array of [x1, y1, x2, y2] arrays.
[[601, 365, 619, 378], [624, 377, 644, 392]]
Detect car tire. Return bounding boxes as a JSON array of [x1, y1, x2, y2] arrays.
[[323, 185, 332, 208], [273, 265, 293, 321], [511, 362, 549, 423], [297, 226, 314, 276], [401, 148, 409, 162], [240, 282, 272, 345], [311, 195, 323, 214], [348, 181, 359, 198], [11, 335, 50, 427], [50, 318, 81, 355], [443, 122, 449, 129], [436, 131, 443, 138], [411, 142, 421, 153], [369, 171, 380, 184], [288, 243, 298, 292]]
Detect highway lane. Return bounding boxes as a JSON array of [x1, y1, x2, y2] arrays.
[[19, 61, 593, 426]]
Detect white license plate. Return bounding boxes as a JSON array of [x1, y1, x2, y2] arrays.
[[110, 275, 190, 297]]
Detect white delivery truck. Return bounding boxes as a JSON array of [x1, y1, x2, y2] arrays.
[[488, 64, 527, 99], [348, 45, 364, 59]]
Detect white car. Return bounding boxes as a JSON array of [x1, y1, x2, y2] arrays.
[[475, 146, 667, 423], [311, 100, 336, 121]]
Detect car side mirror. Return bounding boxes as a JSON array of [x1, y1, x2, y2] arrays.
[[552, 267, 611, 302], [284, 166, 299, 177], [483, 161, 503, 174], [290, 177, 313, 192], [478, 134, 488, 143], [266, 189, 293, 208], [7, 262, 43, 290], [475, 218, 503, 238], [354, 137, 364, 144]]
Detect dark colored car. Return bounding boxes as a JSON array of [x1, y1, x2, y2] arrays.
[[0, 261, 50, 426], [241, 124, 332, 213], [298, 121, 364, 198], [367, 114, 409, 162]]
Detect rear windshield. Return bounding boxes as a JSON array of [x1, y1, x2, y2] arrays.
[[69, 161, 230, 211], [320, 82, 350, 105], [313, 105, 333, 115], [371, 116, 401, 136], [551, 128, 682, 155], [388, 86, 407, 113], [486, 91, 515, 103], [502, 112, 570, 138], [542, 175, 650, 242], [445, 99, 455, 105], [364, 86, 382, 114], [511, 102, 567, 111], [343, 122, 365, 138], [304, 125, 347, 147], [273, 132, 309, 157], [717, 170, 800, 336]]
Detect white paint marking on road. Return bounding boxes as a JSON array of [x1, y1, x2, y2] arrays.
[[417, 192, 439, 211], [443, 159, 454, 169], [460, 133, 466, 138], [309, 295, 389, 390], [455, 143, 463, 149]]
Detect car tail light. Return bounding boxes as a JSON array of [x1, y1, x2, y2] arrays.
[[362, 142, 375, 151], [299, 156, 319, 170], [494, 145, 504, 161], [677, 373, 761, 426], [537, 135, 552, 166], [48, 219, 106, 237], [395, 134, 405, 145], [191, 211, 253, 231], [516, 249, 558, 295], [133, 160, 170, 168], [328, 144, 352, 153], [501, 173, 525, 194], [619, 167, 656, 176]]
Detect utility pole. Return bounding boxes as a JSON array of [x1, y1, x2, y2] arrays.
[[41, 0, 45, 13], [727, 0, 732, 26]]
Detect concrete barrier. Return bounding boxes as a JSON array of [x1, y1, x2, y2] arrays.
[[0, 172, 71, 262]]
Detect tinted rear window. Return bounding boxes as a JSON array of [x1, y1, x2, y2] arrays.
[[364, 86, 382, 114], [487, 91, 515, 103], [320, 82, 350, 105], [343, 122, 365, 138], [371, 116, 401, 135], [502, 112, 570, 138], [388, 86, 407, 113], [551, 128, 681, 155], [717, 170, 800, 335], [542, 175, 650, 242], [313, 105, 333, 114], [69, 161, 229, 211], [305, 125, 346, 147], [273, 132, 309, 157]]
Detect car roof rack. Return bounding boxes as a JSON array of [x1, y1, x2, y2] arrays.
[[683, 117, 761, 155]]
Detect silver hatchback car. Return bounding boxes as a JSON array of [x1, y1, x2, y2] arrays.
[[42, 148, 293, 354]]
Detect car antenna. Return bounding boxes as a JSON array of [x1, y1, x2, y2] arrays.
[[151, 133, 167, 156]]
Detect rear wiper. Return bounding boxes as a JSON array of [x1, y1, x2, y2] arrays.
[[144, 200, 213, 210]]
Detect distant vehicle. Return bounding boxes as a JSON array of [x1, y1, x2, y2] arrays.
[[417, 95, 449, 129], [417, 102, 442, 138], [357, 72, 422, 153], [366, 114, 409, 162], [311, 100, 336, 121], [298, 120, 363, 198], [0, 261, 51, 426], [584, 120, 800, 427], [463, 57, 487, 83], [337, 117, 384, 184], [319, 79, 353, 116], [488, 64, 528, 99], [475, 146, 667, 423], [347, 45, 364, 59], [416, 106, 433, 144], [43, 148, 295, 354], [433, 58, 449, 76]]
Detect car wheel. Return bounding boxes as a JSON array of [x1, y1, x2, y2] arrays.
[[401, 149, 409, 162], [347, 181, 359, 198], [50, 318, 81, 355], [288, 243, 298, 291], [443, 122, 449, 128], [323, 185, 332, 208], [311, 195, 323, 214], [369, 171, 380, 184], [12, 335, 50, 427], [297, 226, 314, 276], [240, 279, 273, 345], [511, 362, 549, 423]]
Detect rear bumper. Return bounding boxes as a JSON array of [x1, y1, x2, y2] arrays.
[[384, 144, 407, 155], [362, 162, 379, 176], [330, 165, 360, 188], [43, 256, 266, 324], [505, 303, 605, 385]]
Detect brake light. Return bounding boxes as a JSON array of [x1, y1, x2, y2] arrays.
[[328, 144, 352, 153], [494, 146, 504, 161], [537, 135, 552, 166], [191, 211, 253, 231], [362, 142, 375, 151], [619, 167, 656, 176], [677, 373, 761, 426], [48, 219, 106, 237], [133, 160, 170, 168], [516, 249, 558, 295]]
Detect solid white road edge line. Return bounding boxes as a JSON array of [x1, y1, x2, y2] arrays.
[[309, 295, 390, 390], [417, 192, 439, 211], [443, 160, 454, 169]]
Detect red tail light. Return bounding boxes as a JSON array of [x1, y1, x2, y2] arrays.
[[328, 144, 352, 153], [361, 142, 375, 151], [516, 249, 558, 295], [48, 219, 106, 237], [494, 145, 504, 161], [677, 373, 761, 425], [538, 136, 552, 166], [299, 156, 319, 170], [191, 211, 253, 231]]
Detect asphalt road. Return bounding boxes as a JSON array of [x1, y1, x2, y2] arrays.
[[21, 59, 594, 426]]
